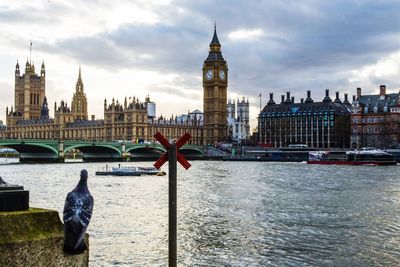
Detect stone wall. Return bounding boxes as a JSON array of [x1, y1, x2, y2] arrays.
[[0, 208, 88, 267]]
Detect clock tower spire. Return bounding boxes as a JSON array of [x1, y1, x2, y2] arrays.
[[202, 24, 228, 145]]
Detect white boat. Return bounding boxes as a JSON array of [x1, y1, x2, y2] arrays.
[[112, 166, 166, 175], [95, 165, 166, 176]]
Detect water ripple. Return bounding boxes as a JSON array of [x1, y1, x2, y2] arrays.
[[1, 161, 400, 266]]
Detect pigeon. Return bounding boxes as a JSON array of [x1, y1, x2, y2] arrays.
[[63, 169, 94, 254]]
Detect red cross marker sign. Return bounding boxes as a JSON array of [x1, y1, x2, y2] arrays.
[[153, 132, 192, 170]]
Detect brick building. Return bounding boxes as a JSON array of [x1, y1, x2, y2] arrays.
[[351, 85, 400, 148]]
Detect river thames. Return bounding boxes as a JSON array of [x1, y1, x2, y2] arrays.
[[1, 159, 400, 266]]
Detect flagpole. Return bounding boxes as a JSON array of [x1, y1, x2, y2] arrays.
[[259, 93, 262, 145], [30, 41, 32, 64]]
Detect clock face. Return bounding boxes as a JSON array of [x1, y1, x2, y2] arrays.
[[206, 69, 213, 80], [219, 70, 225, 80]]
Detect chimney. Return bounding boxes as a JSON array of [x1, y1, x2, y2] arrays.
[[380, 85, 386, 96], [352, 95, 356, 102], [267, 93, 275, 105], [300, 98, 304, 103], [305, 90, 313, 103], [291, 96, 295, 103], [323, 89, 332, 102], [286, 91, 291, 102], [91, 115, 95, 120], [334, 91, 342, 103], [356, 87, 361, 99], [343, 93, 350, 105], [281, 95, 285, 104]]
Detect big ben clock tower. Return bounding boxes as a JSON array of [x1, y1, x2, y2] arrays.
[[203, 24, 228, 145]]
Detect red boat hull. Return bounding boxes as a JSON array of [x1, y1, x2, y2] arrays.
[[307, 160, 397, 166]]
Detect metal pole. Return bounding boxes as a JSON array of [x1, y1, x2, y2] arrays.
[[168, 143, 177, 267], [259, 93, 262, 144]]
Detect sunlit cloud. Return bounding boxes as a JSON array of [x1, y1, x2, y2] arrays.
[[228, 28, 264, 40], [348, 51, 400, 91]]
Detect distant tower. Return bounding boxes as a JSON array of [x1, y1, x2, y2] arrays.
[[237, 97, 250, 139], [227, 99, 235, 124], [237, 97, 249, 124], [14, 59, 46, 120], [203, 24, 228, 144], [227, 97, 250, 142], [145, 95, 156, 119], [71, 67, 88, 120], [40, 96, 49, 120], [227, 99, 236, 140]]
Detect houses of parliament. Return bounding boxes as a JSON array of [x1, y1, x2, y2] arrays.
[[0, 27, 236, 145]]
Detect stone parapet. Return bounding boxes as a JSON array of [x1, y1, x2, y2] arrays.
[[0, 208, 88, 267]]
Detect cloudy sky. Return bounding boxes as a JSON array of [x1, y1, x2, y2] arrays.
[[1, 0, 400, 129]]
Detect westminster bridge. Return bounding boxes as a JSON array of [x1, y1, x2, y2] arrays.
[[0, 139, 205, 163]]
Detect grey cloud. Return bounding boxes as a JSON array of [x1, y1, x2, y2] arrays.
[[0, 2, 69, 24], [8, 0, 400, 105]]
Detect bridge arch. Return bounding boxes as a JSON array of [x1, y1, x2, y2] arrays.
[[64, 144, 121, 161], [179, 147, 204, 158], [126, 145, 166, 159], [0, 142, 59, 162]]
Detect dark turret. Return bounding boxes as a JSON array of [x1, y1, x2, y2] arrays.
[[285, 92, 291, 103], [41, 60, 45, 76], [267, 93, 275, 105], [334, 91, 342, 103], [15, 61, 20, 75], [305, 90, 313, 103], [343, 93, 350, 105], [40, 96, 49, 120], [323, 89, 332, 102]]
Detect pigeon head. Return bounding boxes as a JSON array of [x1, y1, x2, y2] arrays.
[[75, 169, 89, 192], [81, 169, 88, 179]]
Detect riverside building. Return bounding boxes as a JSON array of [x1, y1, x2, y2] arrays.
[[3, 62, 204, 144], [351, 85, 400, 148], [258, 90, 351, 148]]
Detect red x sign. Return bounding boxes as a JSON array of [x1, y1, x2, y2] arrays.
[[153, 132, 192, 170]]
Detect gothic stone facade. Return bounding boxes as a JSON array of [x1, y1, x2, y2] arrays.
[[2, 27, 239, 144], [2, 64, 203, 145]]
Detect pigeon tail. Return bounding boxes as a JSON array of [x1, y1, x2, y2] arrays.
[[64, 217, 87, 254]]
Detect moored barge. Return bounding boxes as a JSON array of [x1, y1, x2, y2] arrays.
[[307, 149, 397, 166]]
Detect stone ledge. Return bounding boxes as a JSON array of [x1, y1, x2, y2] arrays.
[[0, 207, 89, 267], [0, 207, 62, 244]]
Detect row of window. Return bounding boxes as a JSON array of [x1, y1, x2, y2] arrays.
[[353, 126, 385, 134], [353, 117, 383, 123]]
